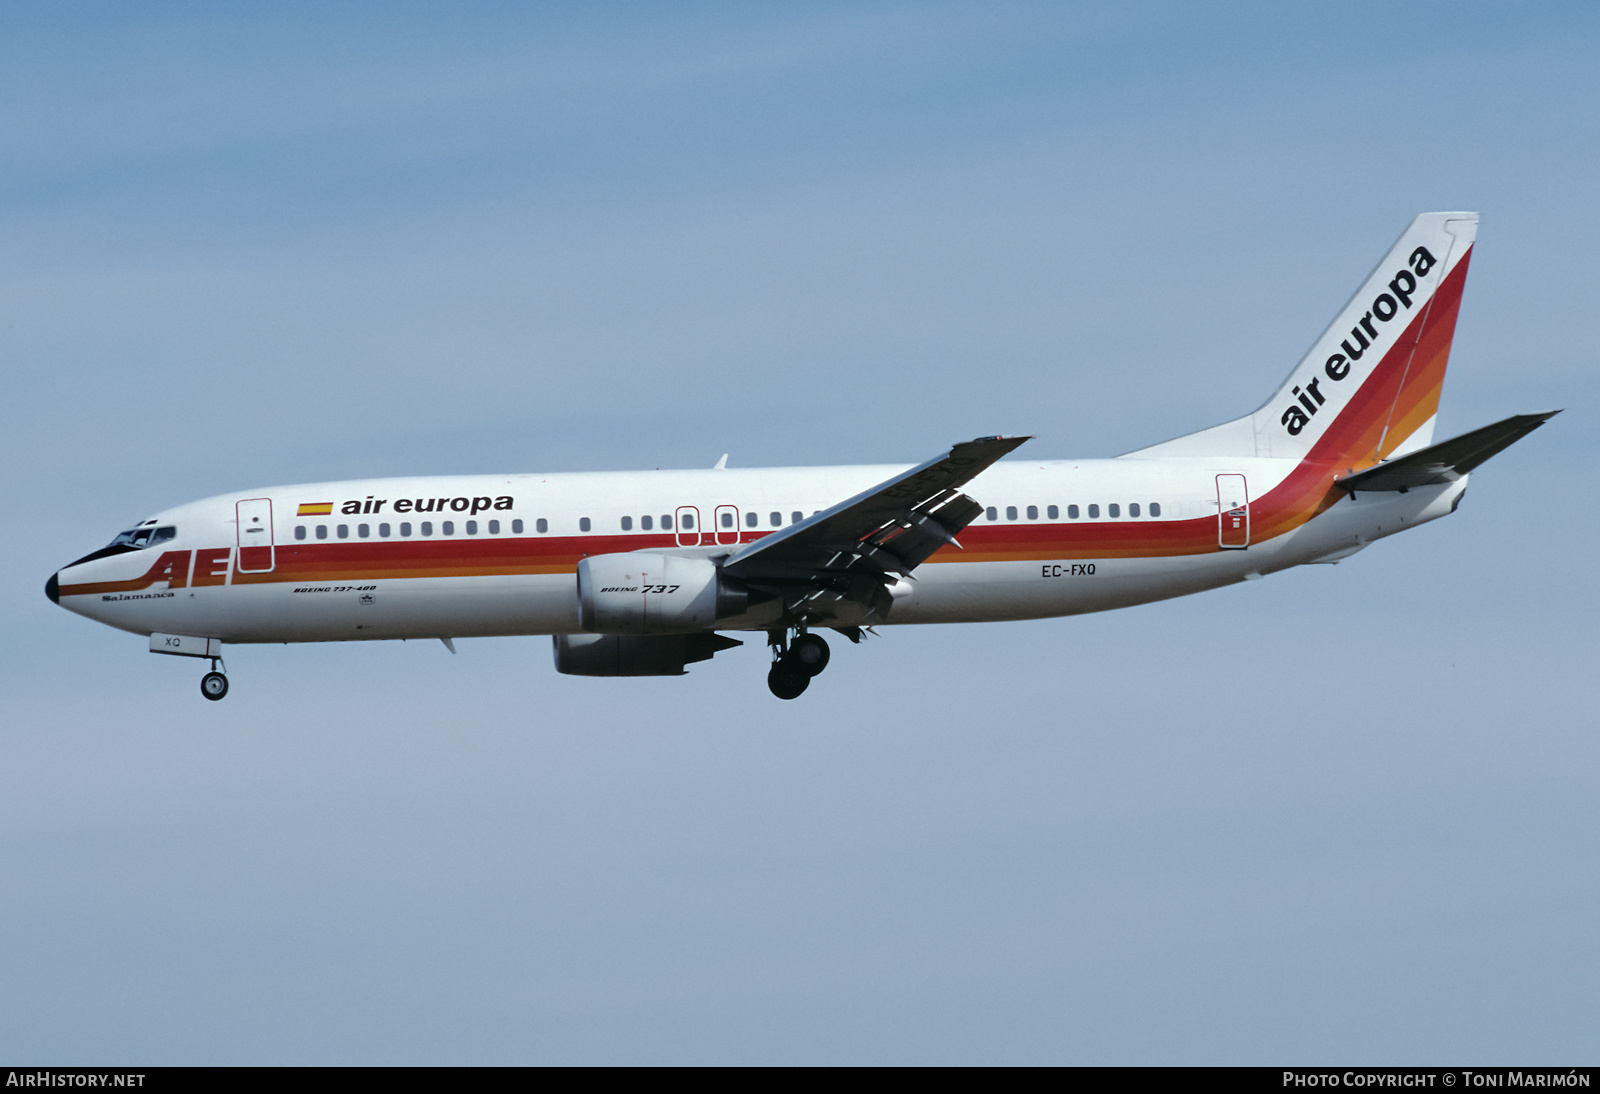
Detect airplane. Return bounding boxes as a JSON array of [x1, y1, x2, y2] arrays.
[[46, 211, 1557, 701]]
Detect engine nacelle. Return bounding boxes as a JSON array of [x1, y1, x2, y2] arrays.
[[576, 552, 747, 635], [552, 632, 743, 677]]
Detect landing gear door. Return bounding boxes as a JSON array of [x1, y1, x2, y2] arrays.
[[1216, 475, 1249, 549], [236, 498, 275, 572]]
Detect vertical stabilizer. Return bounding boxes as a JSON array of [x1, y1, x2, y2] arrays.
[[1125, 212, 1478, 467]]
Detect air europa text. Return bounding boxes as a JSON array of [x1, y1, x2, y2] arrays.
[[341, 495, 514, 515], [1280, 246, 1438, 437]]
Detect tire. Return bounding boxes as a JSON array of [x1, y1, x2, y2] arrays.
[[201, 672, 229, 701], [791, 633, 830, 676], [767, 659, 810, 700]]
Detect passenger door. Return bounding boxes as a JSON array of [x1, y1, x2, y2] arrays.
[[1216, 475, 1249, 549], [236, 498, 276, 572]]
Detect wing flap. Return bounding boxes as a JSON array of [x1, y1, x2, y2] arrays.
[[723, 435, 1028, 622], [1335, 411, 1559, 493]]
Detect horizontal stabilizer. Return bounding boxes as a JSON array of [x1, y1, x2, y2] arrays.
[[1335, 411, 1559, 493]]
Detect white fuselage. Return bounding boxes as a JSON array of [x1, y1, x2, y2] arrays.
[[52, 456, 1467, 645]]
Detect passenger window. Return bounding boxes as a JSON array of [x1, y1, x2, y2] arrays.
[[421, 522, 433, 536], [295, 526, 307, 541], [791, 511, 803, 524], [1047, 505, 1059, 520], [770, 512, 781, 527], [358, 524, 370, 538], [379, 523, 391, 537], [1129, 503, 1140, 518], [641, 515, 653, 531], [579, 517, 591, 532], [1150, 503, 1161, 517], [621, 516, 633, 531], [488, 520, 499, 534], [680, 514, 693, 530], [1068, 505, 1079, 519], [536, 518, 548, 533], [337, 524, 349, 539], [745, 511, 757, 528], [1108, 504, 1119, 519], [721, 512, 734, 529], [316, 525, 328, 539], [442, 521, 454, 535], [1006, 506, 1018, 521], [662, 515, 673, 530], [986, 507, 997, 521], [1026, 505, 1038, 520], [1088, 505, 1099, 519], [466, 520, 477, 534], [400, 522, 412, 537]]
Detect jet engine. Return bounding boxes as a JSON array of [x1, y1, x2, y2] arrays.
[[552, 632, 743, 677], [576, 552, 747, 635]]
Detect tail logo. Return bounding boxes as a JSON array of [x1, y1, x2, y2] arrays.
[[1279, 245, 1439, 437]]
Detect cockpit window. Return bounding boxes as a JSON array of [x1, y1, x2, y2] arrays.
[[109, 525, 176, 549], [66, 525, 178, 569]]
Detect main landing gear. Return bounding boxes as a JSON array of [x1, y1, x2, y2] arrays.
[[767, 630, 831, 700]]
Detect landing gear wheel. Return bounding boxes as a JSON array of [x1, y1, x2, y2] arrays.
[[767, 658, 810, 700], [201, 671, 229, 701], [791, 633, 830, 676]]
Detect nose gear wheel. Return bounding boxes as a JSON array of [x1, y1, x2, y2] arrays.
[[200, 671, 229, 701]]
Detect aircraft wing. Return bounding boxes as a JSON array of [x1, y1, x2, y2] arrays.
[[722, 435, 1029, 623], [1335, 411, 1560, 493]]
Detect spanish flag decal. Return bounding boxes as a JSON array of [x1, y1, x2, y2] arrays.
[[296, 502, 334, 516]]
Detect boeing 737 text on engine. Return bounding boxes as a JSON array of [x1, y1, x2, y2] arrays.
[[47, 213, 1557, 700]]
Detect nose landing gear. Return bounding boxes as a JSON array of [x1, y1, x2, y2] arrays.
[[200, 653, 229, 701], [766, 630, 831, 699], [149, 634, 231, 701]]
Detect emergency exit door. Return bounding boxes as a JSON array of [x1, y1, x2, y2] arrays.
[[674, 505, 701, 547], [1216, 475, 1250, 549]]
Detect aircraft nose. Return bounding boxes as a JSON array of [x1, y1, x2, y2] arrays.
[[46, 571, 59, 604]]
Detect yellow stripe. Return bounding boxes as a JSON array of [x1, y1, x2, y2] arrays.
[[296, 503, 334, 516]]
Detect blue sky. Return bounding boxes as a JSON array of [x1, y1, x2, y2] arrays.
[[3, 2, 1597, 1063]]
